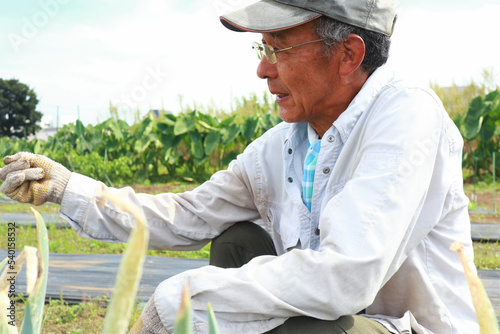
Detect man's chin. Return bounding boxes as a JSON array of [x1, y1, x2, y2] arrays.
[[278, 107, 302, 124]]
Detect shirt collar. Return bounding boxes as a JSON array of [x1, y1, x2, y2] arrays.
[[307, 123, 320, 144]]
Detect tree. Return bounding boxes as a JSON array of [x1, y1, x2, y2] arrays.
[[0, 78, 42, 138]]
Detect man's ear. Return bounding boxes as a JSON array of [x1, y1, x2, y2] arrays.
[[338, 33, 366, 76]]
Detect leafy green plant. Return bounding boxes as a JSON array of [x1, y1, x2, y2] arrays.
[[0, 93, 282, 184], [460, 90, 500, 179]]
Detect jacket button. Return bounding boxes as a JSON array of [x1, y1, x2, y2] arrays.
[[315, 228, 320, 235], [327, 135, 335, 143], [288, 177, 293, 183], [288, 148, 293, 154], [323, 167, 330, 174]]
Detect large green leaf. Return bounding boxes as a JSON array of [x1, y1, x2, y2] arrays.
[[258, 114, 272, 130], [461, 96, 485, 140], [160, 133, 174, 149], [222, 151, 239, 165], [75, 119, 85, 137], [146, 150, 156, 165], [157, 120, 174, 134], [91, 129, 103, 148], [109, 119, 124, 141], [134, 117, 153, 139], [164, 147, 181, 165], [479, 115, 496, 142], [486, 90, 500, 120], [462, 115, 484, 140], [197, 113, 218, 128], [162, 147, 173, 165], [133, 139, 144, 154], [134, 135, 156, 155], [189, 130, 204, 160], [219, 114, 237, 127], [106, 138, 121, 152], [484, 90, 500, 105], [220, 124, 240, 146], [468, 96, 485, 119], [174, 112, 197, 136], [473, 144, 487, 161], [495, 119, 500, 136], [33, 140, 41, 154], [204, 131, 221, 155], [242, 116, 259, 142]]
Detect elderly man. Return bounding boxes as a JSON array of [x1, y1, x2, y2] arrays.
[[0, 0, 478, 333]]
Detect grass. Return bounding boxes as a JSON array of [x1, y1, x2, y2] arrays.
[[12, 295, 143, 333], [0, 202, 59, 214], [473, 241, 500, 270]]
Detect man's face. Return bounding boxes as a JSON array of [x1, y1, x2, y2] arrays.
[[257, 21, 342, 131]]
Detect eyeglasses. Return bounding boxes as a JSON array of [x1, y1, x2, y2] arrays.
[[252, 39, 325, 64]]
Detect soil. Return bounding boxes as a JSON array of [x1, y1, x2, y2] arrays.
[[466, 190, 500, 222]]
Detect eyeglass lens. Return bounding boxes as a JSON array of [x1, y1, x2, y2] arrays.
[[252, 42, 263, 60], [252, 42, 277, 64]]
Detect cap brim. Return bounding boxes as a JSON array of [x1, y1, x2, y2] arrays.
[[220, 0, 322, 33]]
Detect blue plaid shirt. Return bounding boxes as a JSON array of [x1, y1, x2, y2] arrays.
[[302, 136, 321, 211]]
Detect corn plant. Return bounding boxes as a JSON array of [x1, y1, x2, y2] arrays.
[[451, 242, 500, 333]]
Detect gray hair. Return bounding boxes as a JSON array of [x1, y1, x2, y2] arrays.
[[313, 16, 391, 73]]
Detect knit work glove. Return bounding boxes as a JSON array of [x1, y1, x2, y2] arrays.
[[0, 152, 71, 205]]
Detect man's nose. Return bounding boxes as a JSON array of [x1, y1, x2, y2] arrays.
[[256, 57, 277, 79]]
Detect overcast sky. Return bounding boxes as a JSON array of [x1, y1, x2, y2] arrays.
[[1, 0, 499, 126]]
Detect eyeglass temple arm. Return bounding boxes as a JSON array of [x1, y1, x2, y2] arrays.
[[272, 38, 325, 54]]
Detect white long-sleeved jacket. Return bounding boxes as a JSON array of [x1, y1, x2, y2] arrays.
[[60, 67, 478, 333]]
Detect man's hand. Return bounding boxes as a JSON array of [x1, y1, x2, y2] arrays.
[[0, 152, 71, 205]]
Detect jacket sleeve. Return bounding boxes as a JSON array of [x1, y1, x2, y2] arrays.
[[152, 86, 447, 333], [59, 157, 261, 250]]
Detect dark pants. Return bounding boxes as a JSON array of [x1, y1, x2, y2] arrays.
[[210, 221, 392, 334]]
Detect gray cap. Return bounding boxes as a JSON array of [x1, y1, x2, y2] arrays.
[[220, 0, 397, 36]]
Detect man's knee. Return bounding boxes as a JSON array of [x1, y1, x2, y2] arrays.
[[210, 221, 277, 268]]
